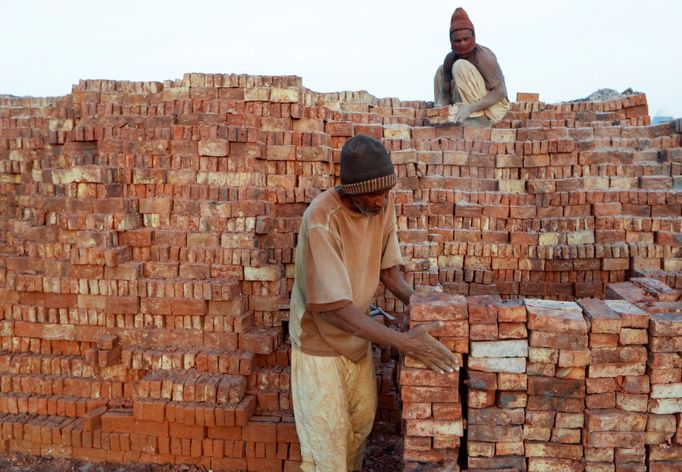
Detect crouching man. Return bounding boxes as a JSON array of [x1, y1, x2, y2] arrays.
[[434, 7, 510, 126]]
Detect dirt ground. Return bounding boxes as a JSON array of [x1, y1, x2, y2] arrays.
[[0, 432, 403, 472]]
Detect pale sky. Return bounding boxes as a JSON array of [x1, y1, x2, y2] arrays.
[[3, 0, 681, 118]]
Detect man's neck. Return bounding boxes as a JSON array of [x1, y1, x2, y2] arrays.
[[336, 187, 359, 213]]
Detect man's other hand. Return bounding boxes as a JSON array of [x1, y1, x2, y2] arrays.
[[400, 321, 459, 374], [453, 103, 474, 123]]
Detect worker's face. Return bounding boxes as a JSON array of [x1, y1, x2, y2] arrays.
[[451, 29, 475, 55], [350, 190, 389, 217]]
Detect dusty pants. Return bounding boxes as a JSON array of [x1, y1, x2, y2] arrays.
[[291, 346, 377, 472], [433, 59, 510, 124]]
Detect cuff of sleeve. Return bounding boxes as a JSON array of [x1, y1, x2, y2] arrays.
[[306, 299, 352, 313], [381, 257, 403, 271]]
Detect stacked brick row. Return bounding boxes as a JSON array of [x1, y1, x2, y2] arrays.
[[608, 279, 682, 471], [577, 296, 649, 471], [400, 293, 466, 467], [646, 309, 682, 472], [465, 295, 527, 471], [524, 299, 587, 471]]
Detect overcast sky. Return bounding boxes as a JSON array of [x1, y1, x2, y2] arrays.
[[2, 0, 680, 118]]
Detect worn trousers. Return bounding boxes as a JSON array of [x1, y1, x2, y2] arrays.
[[291, 346, 377, 472], [434, 58, 510, 124]]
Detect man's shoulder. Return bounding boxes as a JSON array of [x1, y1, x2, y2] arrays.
[[303, 188, 343, 229], [475, 44, 498, 61]]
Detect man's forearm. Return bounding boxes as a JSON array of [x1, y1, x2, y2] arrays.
[[436, 75, 453, 106], [380, 265, 414, 306], [319, 303, 406, 350], [467, 86, 504, 112], [320, 303, 459, 373]]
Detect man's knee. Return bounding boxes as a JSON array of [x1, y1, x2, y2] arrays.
[[452, 58, 476, 78]]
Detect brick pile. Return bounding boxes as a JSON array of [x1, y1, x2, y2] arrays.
[[627, 280, 682, 471], [585, 298, 650, 471], [400, 293, 466, 467], [465, 295, 527, 472], [524, 299, 587, 471], [401, 279, 682, 472], [1, 72, 682, 471]]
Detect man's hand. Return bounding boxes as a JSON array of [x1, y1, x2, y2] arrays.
[[452, 102, 474, 123], [399, 321, 459, 374]]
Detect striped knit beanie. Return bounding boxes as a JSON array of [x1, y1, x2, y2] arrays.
[[340, 135, 397, 195]]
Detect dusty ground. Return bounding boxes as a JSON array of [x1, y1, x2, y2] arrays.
[[0, 432, 403, 472], [363, 432, 404, 472]]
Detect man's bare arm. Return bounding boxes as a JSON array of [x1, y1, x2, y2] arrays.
[[467, 83, 505, 112], [380, 265, 414, 306], [319, 304, 458, 373], [454, 82, 505, 123]]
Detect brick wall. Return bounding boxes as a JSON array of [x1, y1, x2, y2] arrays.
[[1, 73, 682, 470], [406, 278, 682, 471]]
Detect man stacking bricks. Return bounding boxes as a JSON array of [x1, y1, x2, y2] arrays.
[[434, 7, 510, 126], [289, 135, 458, 471]]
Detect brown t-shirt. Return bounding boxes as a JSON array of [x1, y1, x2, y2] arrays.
[[289, 187, 403, 362], [443, 44, 508, 99]]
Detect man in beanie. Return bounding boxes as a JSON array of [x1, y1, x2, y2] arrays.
[[434, 7, 510, 126], [289, 135, 458, 471]]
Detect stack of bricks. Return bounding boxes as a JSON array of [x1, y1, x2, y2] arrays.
[[578, 296, 649, 471], [1, 71, 682, 471], [602, 279, 682, 471], [466, 295, 527, 472], [424, 105, 460, 127], [400, 292, 466, 469], [640, 285, 682, 471], [524, 299, 588, 471], [1, 75, 682, 317], [646, 310, 682, 471]]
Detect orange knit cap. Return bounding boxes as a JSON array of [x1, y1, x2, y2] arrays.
[[450, 7, 475, 34]]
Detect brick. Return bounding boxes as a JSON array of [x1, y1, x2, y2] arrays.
[[401, 386, 458, 403], [401, 402, 431, 420], [528, 377, 585, 399], [199, 140, 228, 157], [586, 431, 645, 448], [468, 424, 523, 442], [410, 293, 467, 321], [405, 419, 463, 437], [529, 331, 588, 350], [578, 299, 621, 333], [83, 406, 107, 432], [498, 299, 527, 322], [468, 357, 526, 373], [516, 92, 540, 102], [527, 306, 588, 334], [525, 442, 583, 460], [470, 340, 528, 358], [469, 407, 524, 426], [399, 368, 459, 387], [468, 390, 496, 408], [650, 313, 682, 337], [467, 372, 498, 390], [497, 373, 527, 391]]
